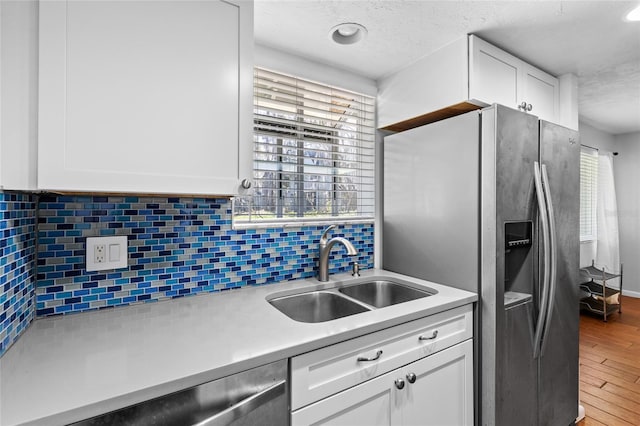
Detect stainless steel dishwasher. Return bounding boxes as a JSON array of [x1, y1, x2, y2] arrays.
[[73, 359, 288, 426]]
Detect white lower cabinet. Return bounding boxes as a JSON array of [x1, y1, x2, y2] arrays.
[[290, 304, 474, 426], [292, 339, 473, 426], [292, 366, 399, 426], [400, 340, 473, 425]]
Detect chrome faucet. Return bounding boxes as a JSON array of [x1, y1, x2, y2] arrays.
[[318, 225, 358, 282]]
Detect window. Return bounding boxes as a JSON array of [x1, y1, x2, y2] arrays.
[[580, 146, 598, 241], [233, 68, 375, 226]]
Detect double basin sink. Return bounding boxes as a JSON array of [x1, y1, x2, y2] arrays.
[[268, 278, 436, 323]]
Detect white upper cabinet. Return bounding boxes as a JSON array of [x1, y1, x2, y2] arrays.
[[469, 35, 558, 123], [378, 35, 561, 132], [38, 0, 253, 195], [521, 64, 559, 122], [377, 37, 472, 132], [468, 36, 520, 108], [0, 0, 38, 191]]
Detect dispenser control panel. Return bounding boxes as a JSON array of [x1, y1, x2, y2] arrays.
[[504, 221, 532, 249]]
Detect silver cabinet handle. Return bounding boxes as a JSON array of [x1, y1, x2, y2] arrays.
[[406, 373, 417, 384], [240, 178, 252, 189], [357, 350, 383, 362], [395, 378, 405, 390], [527, 103, 533, 111], [418, 330, 438, 341]]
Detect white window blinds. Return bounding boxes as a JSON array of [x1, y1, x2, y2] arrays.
[[580, 146, 598, 241], [233, 68, 375, 226]]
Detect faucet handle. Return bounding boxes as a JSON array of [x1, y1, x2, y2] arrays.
[[320, 224, 336, 244]]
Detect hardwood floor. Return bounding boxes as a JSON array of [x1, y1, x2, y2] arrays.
[[577, 295, 640, 426]]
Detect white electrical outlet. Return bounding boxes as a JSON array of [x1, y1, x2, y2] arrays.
[[94, 244, 106, 263], [86, 236, 128, 272]]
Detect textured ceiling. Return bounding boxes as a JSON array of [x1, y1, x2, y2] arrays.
[[255, 0, 640, 135]]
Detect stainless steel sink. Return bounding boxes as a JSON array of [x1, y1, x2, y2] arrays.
[[338, 280, 433, 308], [269, 291, 371, 323]]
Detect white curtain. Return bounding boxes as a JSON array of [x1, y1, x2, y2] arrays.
[[595, 152, 620, 275]]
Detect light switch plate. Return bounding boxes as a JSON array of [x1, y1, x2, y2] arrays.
[[86, 236, 128, 272]]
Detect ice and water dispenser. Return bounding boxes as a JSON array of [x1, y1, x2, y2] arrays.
[[504, 221, 534, 310]]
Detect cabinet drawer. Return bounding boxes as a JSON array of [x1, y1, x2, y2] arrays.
[[290, 304, 473, 410]]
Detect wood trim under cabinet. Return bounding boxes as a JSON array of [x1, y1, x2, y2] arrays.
[[380, 101, 485, 133]]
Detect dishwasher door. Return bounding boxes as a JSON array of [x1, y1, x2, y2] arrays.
[[73, 359, 288, 426]]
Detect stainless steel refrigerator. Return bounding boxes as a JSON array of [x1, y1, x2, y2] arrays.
[[383, 104, 580, 426]]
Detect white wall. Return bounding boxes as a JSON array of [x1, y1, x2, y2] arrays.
[[558, 73, 579, 130], [579, 121, 617, 152], [578, 123, 640, 297], [578, 122, 616, 268], [613, 131, 640, 297]]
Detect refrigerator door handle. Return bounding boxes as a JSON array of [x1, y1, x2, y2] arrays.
[[540, 164, 558, 357], [533, 161, 551, 359]]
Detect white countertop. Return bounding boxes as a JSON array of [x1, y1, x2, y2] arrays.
[[0, 269, 476, 426]]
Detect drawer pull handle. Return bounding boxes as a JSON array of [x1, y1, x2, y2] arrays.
[[395, 378, 405, 390], [419, 330, 438, 341], [357, 350, 383, 362], [406, 372, 417, 384]]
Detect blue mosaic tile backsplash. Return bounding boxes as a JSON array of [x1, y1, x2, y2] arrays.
[[36, 195, 374, 316], [0, 192, 36, 357]]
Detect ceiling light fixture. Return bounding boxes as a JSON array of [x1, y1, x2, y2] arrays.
[[625, 4, 640, 21], [330, 23, 367, 45]]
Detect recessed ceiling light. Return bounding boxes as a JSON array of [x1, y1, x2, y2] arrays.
[[626, 4, 640, 21], [329, 23, 367, 45]]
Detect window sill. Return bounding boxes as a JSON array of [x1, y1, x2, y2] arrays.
[[232, 217, 374, 230]]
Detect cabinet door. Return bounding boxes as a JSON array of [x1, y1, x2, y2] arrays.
[[291, 367, 401, 426], [469, 35, 519, 108], [469, 35, 559, 124], [38, 0, 252, 195], [522, 64, 559, 123], [0, 0, 38, 191], [400, 339, 473, 426]]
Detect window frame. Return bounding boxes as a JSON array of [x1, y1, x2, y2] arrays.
[[232, 68, 375, 229], [579, 146, 598, 242]]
